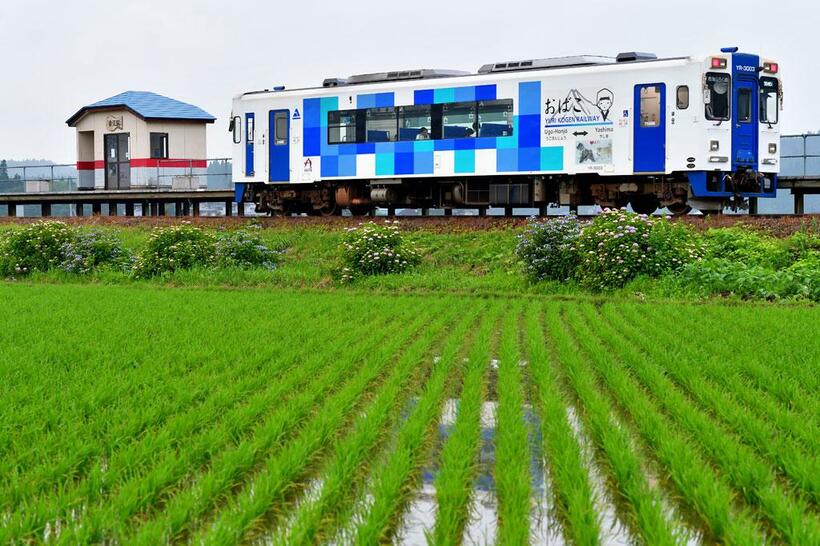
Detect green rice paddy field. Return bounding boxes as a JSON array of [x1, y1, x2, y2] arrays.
[[1, 283, 818, 545]]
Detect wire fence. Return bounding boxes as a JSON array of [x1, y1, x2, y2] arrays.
[[0, 159, 232, 193]]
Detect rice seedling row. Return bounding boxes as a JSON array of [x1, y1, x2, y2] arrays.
[[48, 304, 422, 545], [125, 304, 439, 546], [346, 306, 486, 546], [1, 284, 817, 545], [538, 304, 682, 546], [564, 304, 817, 544], [635, 303, 820, 414], [602, 304, 819, 505], [545, 304, 767, 544], [193, 302, 462, 545], [430, 305, 501, 546], [522, 303, 599, 546]]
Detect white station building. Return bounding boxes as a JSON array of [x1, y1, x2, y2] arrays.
[[66, 91, 215, 190]]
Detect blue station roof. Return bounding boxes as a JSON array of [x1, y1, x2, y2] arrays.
[[66, 91, 216, 126]]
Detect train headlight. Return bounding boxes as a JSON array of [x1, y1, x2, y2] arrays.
[[768, 143, 777, 154], [710, 140, 720, 151], [762, 158, 777, 165], [763, 62, 779, 74]]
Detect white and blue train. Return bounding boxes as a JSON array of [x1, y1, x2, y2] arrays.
[[230, 47, 781, 215]]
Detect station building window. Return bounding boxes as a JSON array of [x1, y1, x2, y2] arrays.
[[150, 133, 169, 159], [705, 73, 731, 121]]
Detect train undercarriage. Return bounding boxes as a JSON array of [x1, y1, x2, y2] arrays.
[[244, 173, 762, 216]]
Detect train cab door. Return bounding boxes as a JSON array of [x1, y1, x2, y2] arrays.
[[732, 79, 758, 170], [245, 113, 255, 177], [633, 83, 666, 173], [268, 109, 290, 182]]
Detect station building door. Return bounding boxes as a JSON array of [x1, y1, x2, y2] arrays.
[[104, 133, 130, 189]]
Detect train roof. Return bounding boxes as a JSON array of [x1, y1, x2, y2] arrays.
[[235, 52, 693, 100]]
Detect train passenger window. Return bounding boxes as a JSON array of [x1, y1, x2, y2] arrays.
[[246, 116, 255, 142], [737, 88, 752, 123], [274, 112, 288, 145], [676, 86, 689, 109], [366, 108, 397, 142], [328, 110, 358, 144], [231, 116, 241, 144], [442, 101, 477, 138], [398, 105, 432, 141], [705, 73, 731, 121], [759, 77, 779, 124], [639, 86, 661, 127], [478, 99, 513, 137]]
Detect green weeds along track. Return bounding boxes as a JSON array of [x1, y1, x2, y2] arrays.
[[0, 284, 818, 545]]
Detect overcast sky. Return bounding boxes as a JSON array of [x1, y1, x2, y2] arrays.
[[0, 0, 814, 162]]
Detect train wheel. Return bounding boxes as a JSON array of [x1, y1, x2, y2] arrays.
[[667, 202, 692, 216], [348, 206, 371, 217], [630, 195, 659, 215], [316, 204, 338, 217]]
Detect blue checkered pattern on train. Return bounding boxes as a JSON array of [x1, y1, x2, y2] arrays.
[[302, 82, 563, 178]]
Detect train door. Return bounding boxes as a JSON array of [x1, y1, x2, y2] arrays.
[[104, 133, 130, 189], [268, 110, 290, 182], [732, 79, 758, 170], [633, 83, 666, 173], [245, 113, 255, 176]]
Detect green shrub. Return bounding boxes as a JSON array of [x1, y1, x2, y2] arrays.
[[0, 221, 74, 276], [340, 221, 420, 281], [516, 215, 582, 282], [704, 227, 791, 269], [59, 230, 133, 274], [214, 227, 279, 269], [576, 209, 658, 289], [786, 231, 820, 261], [645, 220, 705, 277], [676, 257, 820, 302], [134, 225, 216, 277]]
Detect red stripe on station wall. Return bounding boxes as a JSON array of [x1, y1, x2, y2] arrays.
[[77, 161, 105, 170], [76, 159, 208, 170], [130, 159, 208, 168]]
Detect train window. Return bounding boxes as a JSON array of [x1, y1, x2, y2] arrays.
[[478, 99, 514, 137], [231, 116, 241, 144], [442, 101, 477, 138], [328, 110, 358, 144], [676, 86, 689, 109], [705, 73, 731, 121], [246, 116, 255, 142], [398, 105, 432, 141], [366, 107, 397, 142], [760, 77, 779, 124], [274, 112, 288, 145], [737, 88, 752, 123], [639, 86, 661, 127]]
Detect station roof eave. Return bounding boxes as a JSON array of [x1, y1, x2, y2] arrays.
[[66, 91, 216, 127]]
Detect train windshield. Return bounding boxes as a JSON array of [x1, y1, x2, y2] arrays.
[[705, 73, 731, 121], [760, 77, 779, 125]]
